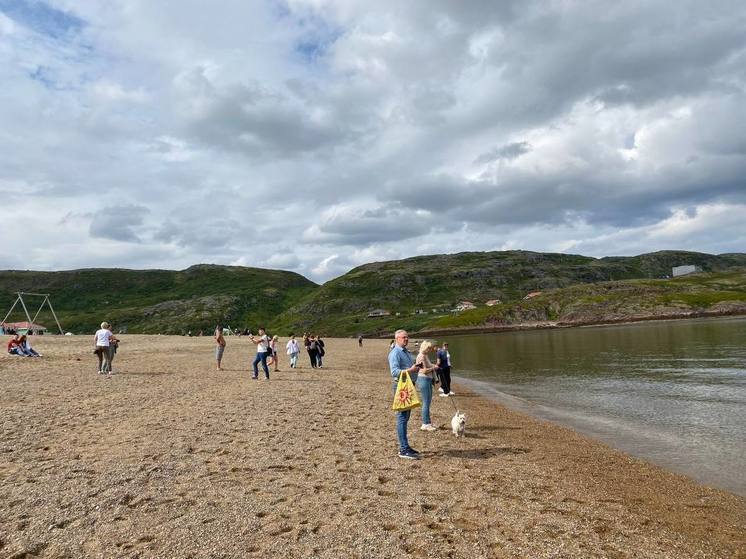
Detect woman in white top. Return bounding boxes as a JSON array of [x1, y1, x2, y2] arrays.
[[415, 340, 439, 431], [94, 321, 114, 375], [268, 335, 280, 372], [286, 335, 300, 368]]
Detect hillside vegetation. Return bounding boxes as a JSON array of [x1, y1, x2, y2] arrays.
[[0, 265, 317, 334], [274, 250, 746, 335], [2, 251, 745, 336]]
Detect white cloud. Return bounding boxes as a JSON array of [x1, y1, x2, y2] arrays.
[[0, 0, 744, 281]]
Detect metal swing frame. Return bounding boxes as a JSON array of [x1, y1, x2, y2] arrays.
[[1, 292, 64, 335]]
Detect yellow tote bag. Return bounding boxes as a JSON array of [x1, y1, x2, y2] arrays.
[[392, 371, 421, 411]]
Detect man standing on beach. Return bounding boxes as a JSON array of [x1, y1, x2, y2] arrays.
[[436, 342, 454, 397], [249, 327, 271, 380], [388, 329, 422, 460], [215, 324, 226, 371]]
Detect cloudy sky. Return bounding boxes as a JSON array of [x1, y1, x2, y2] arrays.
[[1, 0, 745, 282]]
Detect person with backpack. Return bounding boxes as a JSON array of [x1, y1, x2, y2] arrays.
[[307, 335, 319, 369]]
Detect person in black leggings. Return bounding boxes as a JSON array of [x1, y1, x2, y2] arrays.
[[436, 342, 453, 396]]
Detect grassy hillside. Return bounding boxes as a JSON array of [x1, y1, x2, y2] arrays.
[[425, 269, 746, 332], [3, 251, 745, 336], [0, 265, 317, 334], [275, 250, 746, 336]]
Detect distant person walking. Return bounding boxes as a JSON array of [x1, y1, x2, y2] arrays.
[[249, 327, 271, 380], [94, 321, 115, 376], [106, 325, 120, 373], [316, 336, 325, 368], [286, 335, 300, 368], [215, 324, 226, 370], [358, 335, 363, 348], [436, 342, 454, 397], [269, 335, 280, 372], [415, 340, 438, 431], [389, 329, 421, 460], [306, 335, 318, 369]]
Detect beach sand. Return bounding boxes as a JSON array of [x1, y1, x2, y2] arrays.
[[1, 335, 744, 558]]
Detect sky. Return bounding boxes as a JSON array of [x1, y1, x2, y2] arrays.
[[0, 0, 744, 283]]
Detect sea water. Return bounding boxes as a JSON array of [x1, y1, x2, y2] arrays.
[[446, 317, 746, 496]]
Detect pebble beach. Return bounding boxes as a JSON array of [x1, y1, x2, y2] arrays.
[[1, 335, 744, 558]]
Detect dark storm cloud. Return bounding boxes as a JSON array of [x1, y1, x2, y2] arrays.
[[89, 205, 149, 242]]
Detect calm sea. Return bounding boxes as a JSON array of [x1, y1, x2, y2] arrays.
[[445, 317, 746, 496]]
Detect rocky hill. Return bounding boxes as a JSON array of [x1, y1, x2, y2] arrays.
[[0, 265, 317, 334], [3, 251, 745, 336], [274, 250, 746, 335]]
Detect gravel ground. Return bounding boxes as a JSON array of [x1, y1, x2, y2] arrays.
[[1, 335, 744, 559]]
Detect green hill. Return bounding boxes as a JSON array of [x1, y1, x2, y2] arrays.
[[3, 251, 746, 336], [425, 269, 746, 332], [0, 265, 317, 334], [274, 250, 746, 335]]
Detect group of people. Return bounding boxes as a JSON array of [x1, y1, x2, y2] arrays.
[[389, 329, 455, 460], [6, 334, 42, 357], [214, 325, 328, 379]]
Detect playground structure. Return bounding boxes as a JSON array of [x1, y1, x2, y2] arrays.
[[1, 292, 64, 335]]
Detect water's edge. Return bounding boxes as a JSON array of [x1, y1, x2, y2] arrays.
[[454, 376, 745, 497]]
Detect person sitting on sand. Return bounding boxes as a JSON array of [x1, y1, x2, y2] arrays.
[[215, 324, 226, 371], [249, 327, 271, 380], [19, 335, 42, 357], [7, 335, 26, 356]]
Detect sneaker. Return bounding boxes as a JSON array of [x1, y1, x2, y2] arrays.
[[264, 377, 270, 381], [448, 391, 456, 396], [251, 376, 258, 380], [406, 447, 421, 455], [398, 449, 420, 460], [438, 387, 444, 393], [421, 424, 437, 431], [439, 393, 449, 397]]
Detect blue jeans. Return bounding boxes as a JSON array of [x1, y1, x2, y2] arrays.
[[416, 375, 433, 425], [290, 352, 298, 367], [252, 352, 269, 378], [392, 378, 416, 452]]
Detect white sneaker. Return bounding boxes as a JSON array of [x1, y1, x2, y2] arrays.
[[438, 387, 444, 393], [420, 424, 437, 431], [448, 392, 456, 396], [439, 393, 449, 397]]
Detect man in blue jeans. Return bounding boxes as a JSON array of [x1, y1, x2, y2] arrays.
[[249, 327, 271, 380], [388, 329, 422, 460]]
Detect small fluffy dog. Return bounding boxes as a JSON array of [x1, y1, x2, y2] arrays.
[[451, 411, 466, 437]]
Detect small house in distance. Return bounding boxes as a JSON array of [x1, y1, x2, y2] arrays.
[[454, 301, 477, 311], [485, 299, 502, 306], [672, 265, 703, 277], [523, 291, 543, 300], [367, 309, 391, 318]]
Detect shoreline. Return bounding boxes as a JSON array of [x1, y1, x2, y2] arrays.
[[415, 308, 746, 338], [1, 335, 744, 557]]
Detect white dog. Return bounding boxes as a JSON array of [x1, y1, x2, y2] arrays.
[[451, 411, 466, 437]]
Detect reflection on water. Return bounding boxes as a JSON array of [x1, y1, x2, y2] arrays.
[[446, 317, 746, 496]]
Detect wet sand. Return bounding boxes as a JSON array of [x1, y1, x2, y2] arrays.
[[1, 335, 744, 558]]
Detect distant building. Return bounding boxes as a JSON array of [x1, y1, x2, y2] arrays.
[[367, 309, 391, 318], [523, 291, 543, 300], [672, 265, 703, 277], [485, 299, 502, 306], [0, 321, 48, 335], [454, 301, 477, 311]]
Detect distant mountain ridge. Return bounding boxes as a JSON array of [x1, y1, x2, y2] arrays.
[[2, 250, 745, 335]]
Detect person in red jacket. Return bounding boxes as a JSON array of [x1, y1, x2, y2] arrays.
[[7, 335, 24, 356]]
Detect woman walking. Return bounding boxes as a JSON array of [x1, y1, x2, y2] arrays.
[[286, 335, 300, 368], [215, 324, 226, 370], [415, 340, 439, 431], [94, 321, 114, 376], [306, 335, 318, 368], [269, 335, 280, 372]]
